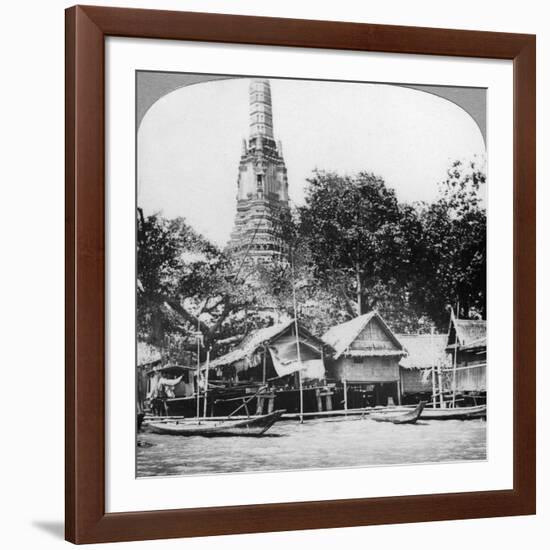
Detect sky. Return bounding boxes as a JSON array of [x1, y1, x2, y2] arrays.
[[138, 77, 486, 248]]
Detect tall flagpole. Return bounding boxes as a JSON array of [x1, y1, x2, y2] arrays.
[[196, 317, 201, 422], [203, 348, 210, 418], [452, 303, 459, 408], [431, 326, 436, 409]]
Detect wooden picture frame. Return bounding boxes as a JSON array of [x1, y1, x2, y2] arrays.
[[65, 5, 536, 544]]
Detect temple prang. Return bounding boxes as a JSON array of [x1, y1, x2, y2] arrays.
[[227, 79, 291, 266]]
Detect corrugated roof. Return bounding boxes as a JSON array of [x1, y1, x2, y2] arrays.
[[397, 334, 448, 370], [322, 311, 404, 359], [447, 318, 487, 349]]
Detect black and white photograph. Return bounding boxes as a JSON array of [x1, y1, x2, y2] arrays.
[[1, 0, 543, 547], [136, 73, 487, 477]]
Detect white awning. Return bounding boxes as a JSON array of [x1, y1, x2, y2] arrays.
[[268, 337, 325, 380]]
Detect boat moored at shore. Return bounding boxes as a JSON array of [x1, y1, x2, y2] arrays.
[[370, 401, 426, 424], [146, 409, 285, 437], [417, 404, 486, 420]]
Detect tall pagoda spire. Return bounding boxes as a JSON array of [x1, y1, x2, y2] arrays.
[[227, 79, 290, 266], [249, 79, 274, 139]]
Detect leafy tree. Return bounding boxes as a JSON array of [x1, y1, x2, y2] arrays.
[[137, 209, 267, 358], [410, 158, 486, 328], [298, 171, 412, 318]]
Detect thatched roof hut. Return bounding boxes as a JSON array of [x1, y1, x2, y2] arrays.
[[208, 320, 329, 381], [446, 319, 486, 351], [399, 334, 448, 370], [322, 312, 405, 405], [446, 317, 486, 393], [397, 333, 448, 395], [322, 311, 405, 360]]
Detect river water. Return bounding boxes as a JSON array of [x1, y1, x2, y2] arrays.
[[137, 417, 486, 477]]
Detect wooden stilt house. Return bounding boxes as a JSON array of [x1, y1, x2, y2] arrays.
[[446, 317, 487, 403], [137, 341, 197, 416], [322, 311, 406, 407], [137, 342, 161, 413], [397, 333, 449, 405], [207, 320, 327, 384], [166, 320, 332, 416]]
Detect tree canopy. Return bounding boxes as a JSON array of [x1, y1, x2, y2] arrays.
[[137, 209, 275, 360], [409, 158, 486, 327], [137, 156, 487, 359], [299, 171, 411, 317]]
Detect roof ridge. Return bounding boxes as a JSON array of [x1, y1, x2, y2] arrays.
[[342, 312, 375, 357], [323, 310, 396, 359]]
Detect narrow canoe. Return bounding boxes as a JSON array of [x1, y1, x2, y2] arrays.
[[147, 410, 284, 437], [370, 401, 425, 425], [420, 404, 486, 420]]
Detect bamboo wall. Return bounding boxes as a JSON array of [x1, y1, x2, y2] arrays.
[[329, 356, 400, 382], [400, 368, 432, 394], [455, 349, 486, 392], [456, 363, 486, 392]]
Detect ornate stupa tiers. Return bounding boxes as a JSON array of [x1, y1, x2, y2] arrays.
[[227, 79, 290, 265]]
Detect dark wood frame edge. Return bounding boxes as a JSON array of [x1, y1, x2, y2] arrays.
[[65, 5, 536, 544]]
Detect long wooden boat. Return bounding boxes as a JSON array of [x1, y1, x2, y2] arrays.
[[146, 410, 284, 437], [419, 404, 486, 420], [370, 402, 425, 425]]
